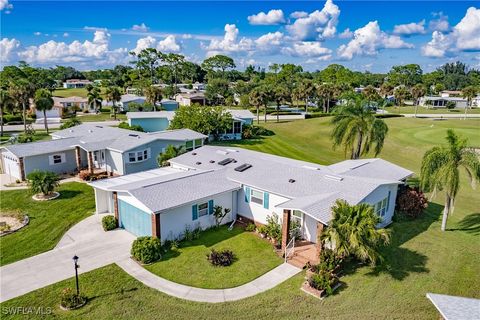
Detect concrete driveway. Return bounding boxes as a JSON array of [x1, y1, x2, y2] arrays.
[[0, 214, 135, 302]]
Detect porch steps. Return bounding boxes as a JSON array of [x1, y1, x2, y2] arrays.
[[287, 254, 310, 269]]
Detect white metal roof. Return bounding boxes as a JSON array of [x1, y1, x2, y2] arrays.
[[427, 293, 480, 320]]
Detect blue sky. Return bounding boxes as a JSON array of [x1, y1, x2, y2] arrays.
[[1, 1, 479, 72]]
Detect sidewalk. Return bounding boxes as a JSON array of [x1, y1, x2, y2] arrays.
[[117, 258, 301, 303]]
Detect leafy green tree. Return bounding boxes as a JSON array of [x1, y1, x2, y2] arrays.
[[420, 130, 480, 231], [273, 85, 290, 122], [162, 53, 185, 86], [362, 85, 380, 105], [293, 79, 314, 111], [321, 199, 391, 266], [27, 170, 60, 196], [169, 105, 232, 139], [393, 86, 409, 107], [105, 86, 122, 120], [411, 84, 427, 118], [86, 85, 102, 112], [34, 89, 54, 133], [249, 87, 268, 124], [59, 117, 82, 130], [157, 145, 186, 167], [213, 205, 231, 227], [8, 79, 35, 133], [205, 78, 230, 105], [316, 83, 336, 113], [331, 97, 388, 159], [144, 86, 163, 111], [387, 64, 423, 87], [461, 86, 478, 120], [202, 55, 236, 79], [130, 48, 162, 83], [0, 89, 14, 137]]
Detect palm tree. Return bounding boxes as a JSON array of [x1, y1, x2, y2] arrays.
[[144, 86, 163, 111], [34, 89, 54, 133], [379, 82, 394, 113], [273, 85, 289, 123], [411, 84, 426, 118], [321, 199, 390, 266], [393, 86, 409, 108], [26, 170, 60, 197], [420, 129, 480, 231], [293, 79, 314, 112], [0, 89, 14, 137], [249, 87, 267, 124], [331, 97, 389, 159], [105, 87, 122, 120], [461, 86, 478, 120], [362, 85, 380, 105], [8, 79, 35, 134], [87, 86, 102, 113], [316, 83, 335, 113]]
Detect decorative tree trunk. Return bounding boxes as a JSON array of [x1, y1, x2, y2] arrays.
[[43, 110, 49, 133], [441, 194, 451, 231], [22, 102, 27, 133], [256, 107, 259, 124]]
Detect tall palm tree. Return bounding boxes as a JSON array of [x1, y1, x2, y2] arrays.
[[316, 83, 335, 113], [273, 85, 289, 123], [34, 89, 54, 133], [379, 82, 394, 113], [461, 86, 478, 121], [420, 129, 480, 231], [393, 86, 409, 108], [293, 79, 314, 112], [411, 84, 426, 118], [331, 97, 389, 159], [8, 79, 35, 133], [144, 85, 163, 111], [87, 86, 102, 113], [362, 85, 380, 106], [249, 87, 267, 124], [0, 89, 14, 137], [321, 199, 390, 266], [105, 87, 122, 120]]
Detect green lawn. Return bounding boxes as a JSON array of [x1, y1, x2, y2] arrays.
[[53, 88, 88, 98], [1, 117, 479, 319], [75, 113, 126, 122], [384, 105, 480, 114], [145, 225, 282, 289], [0, 130, 53, 145], [0, 182, 95, 266]]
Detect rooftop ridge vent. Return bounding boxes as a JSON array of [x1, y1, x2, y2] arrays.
[[216, 150, 229, 155], [350, 162, 370, 170], [128, 134, 139, 137], [234, 163, 252, 172], [302, 165, 321, 171], [226, 149, 238, 153], [325, 174, 343, 182], [218, 158, 234, 166]]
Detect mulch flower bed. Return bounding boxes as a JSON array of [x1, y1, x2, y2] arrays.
[[0, 213, 29, 237]]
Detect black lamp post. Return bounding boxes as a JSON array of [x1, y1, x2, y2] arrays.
[[72, 255, 80, 295]]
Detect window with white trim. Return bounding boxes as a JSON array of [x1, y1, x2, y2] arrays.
[[127, 148, 150, 163], [49, 153, 66, 165], [374, 197, 389, 217], [198, 202, 208, 217], [250, 189, 264, 206]]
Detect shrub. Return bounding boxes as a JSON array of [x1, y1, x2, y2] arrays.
[[374, 114, 404, 118], [305, 112, 330, 119], [446, 101, 456, 109], [102, 215, 117, 231], [257, 225, 268, 236], [396, 187, 428, 219], [60, 118, 82, 129], [183, 225, 201, 241], [118, 121, 144, 132], [242, 125, 275, 139], [78, 170, 93, 181], [131, 236, 162, 264], [307, 271, 336, 295], [60, 288, 87, 309], [207, 249, 235, 267], [245, 223, 256, 232], [314, 249, 343, 274], [3, 114, 23, 123], [17, 134, 34, 143], [265, 213, 282, 242]]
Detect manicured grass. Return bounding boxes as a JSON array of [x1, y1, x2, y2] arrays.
[[384, 105, 480, 114], [145, 225, 282, 289], [0, 182, 95, 266], [0, 130, 53, 145], [75, 113, 126, 122], [53, 88, 88, 98], [1, 118, 479, 319]]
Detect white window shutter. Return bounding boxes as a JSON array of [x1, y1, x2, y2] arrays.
[[61, 153, 66, 163], [48, 155, 54, 165]]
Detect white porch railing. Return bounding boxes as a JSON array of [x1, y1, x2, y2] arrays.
[[284, 236, 295, 263]]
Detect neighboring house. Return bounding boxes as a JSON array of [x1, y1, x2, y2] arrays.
[[175, 92, 206, 106], [118, 94, 147, 112], [126, 87, 142, 95], [426, 293, 480, 320], [472, 95, 480, 108], [63, 79, 92, 89], [160, 99, 179, 111], [419, 96, 468, 108], [32, 96, 88, 122], [126, 109, 254, 140], [89, 146, 412, 261], [440, 90, 462, 98], [0, 124, 206, 181]]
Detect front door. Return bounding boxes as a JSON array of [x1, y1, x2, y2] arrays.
[[93, 150, 105, 168], [290, 210, 304, 239]]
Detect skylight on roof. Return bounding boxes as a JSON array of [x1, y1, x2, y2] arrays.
[[234, 163, 252, 172], [218, 158, 234, 166]]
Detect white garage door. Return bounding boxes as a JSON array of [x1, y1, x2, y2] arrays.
[[2, 155, 21, 180]]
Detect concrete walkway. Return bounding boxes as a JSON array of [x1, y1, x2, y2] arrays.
[[117, 258, 301, 303], [0, 215, 135, 302]]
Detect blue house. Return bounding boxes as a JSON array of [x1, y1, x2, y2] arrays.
[[160, 99, 179, 111]]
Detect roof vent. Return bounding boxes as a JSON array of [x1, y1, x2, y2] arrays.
[[88, 129, 93, 133], [234, 163, 252, 172], [192, 152, 197, 155], [302, 165, 321, 171], [226, 148, 238, 153], [128, 134, 139, 137], [233, 159, 237, 163], [209, 160, 215, 163], [195, 161, 202, 165], [325, 174, 343, 182], [288, 179, 296, 183], [95, 125, 103, 128], [218, 158, 234, 166], [69, 129, 73, 133]]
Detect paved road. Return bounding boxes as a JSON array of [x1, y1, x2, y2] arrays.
[[0, 215, 135, 302], [117, 258, 301, 303]]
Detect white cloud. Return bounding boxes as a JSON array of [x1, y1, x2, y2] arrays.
[[338, 28, 353, 39], [248, 9, 285, 25], [0, 38, 20, 63], [18, 30, 127, 65], [204, 24, 253, 56], [290, 11, 308, 19], [132, 36, 156, 54], [337, 21, 414, 60], [393, 20, 426, 35], [422, 7, 480, 58], [305, 55, 332, 64], [63, 33, 69, 37], [34, 32, 42, 36], [156, 35, 181, 53], [429, 12, 449, 32], [286, 0, 340, 40], [132, 23, 149, 32], [255, 31, 284, 53], [282, 41, 332, 57], [0, 0, 13, 12]]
